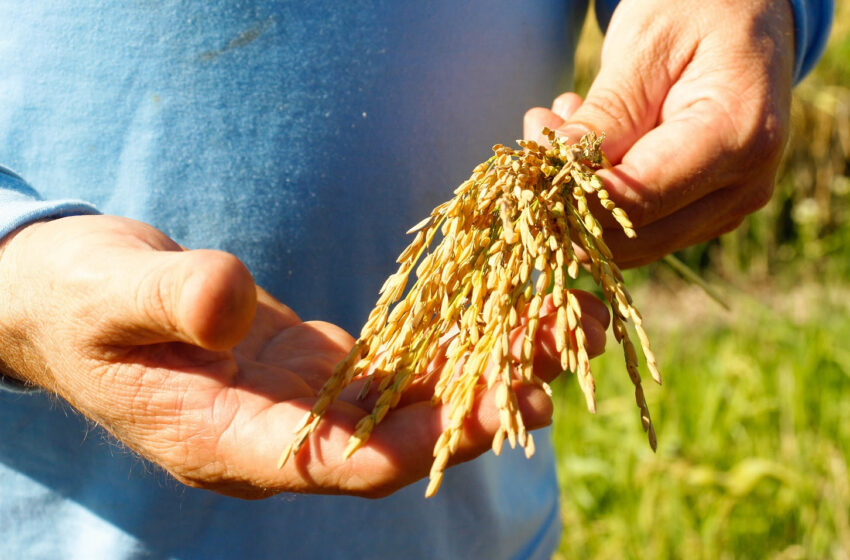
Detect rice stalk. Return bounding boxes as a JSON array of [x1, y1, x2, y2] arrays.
[[280, 131, 661, 497]]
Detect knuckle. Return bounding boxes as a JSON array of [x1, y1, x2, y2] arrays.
[[713, 214, 743, 238], [739, 181, 775, 214], [733, 99, 789, 167], [715, 216, 747, 238], [742, 123, 787, 166], [137, 267, 177, 332], [613, 178, 663, 229], [582, 87, 643, 134], [632, 189, 664, 228], [523, 107, 546, 133]]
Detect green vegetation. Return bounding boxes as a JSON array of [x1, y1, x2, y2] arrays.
[[553, 5, 850, 558], [554, 279, 850, 559]]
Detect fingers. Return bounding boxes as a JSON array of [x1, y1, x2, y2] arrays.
[[523, 92, 582, 144], [524, 108, 566, 145], [540, 0, 792, 268], [525, 91, 744, 234], [96, 247, 257, 351], [552, 92, 583, 120], [351, 289, 609, 410], [525, 291, 609, 382], [359, 382, 554, 495], [526, 83, 781, 267], [266, 381, 554, 498], [603, 180, 772, 268], [593, 92, 783, 231]]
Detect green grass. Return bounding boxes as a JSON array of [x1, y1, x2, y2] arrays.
[[552, 279, 850, 558]]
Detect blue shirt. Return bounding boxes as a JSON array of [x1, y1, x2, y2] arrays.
[[0, 1, 833, 558], [0, 2, 584, 558]]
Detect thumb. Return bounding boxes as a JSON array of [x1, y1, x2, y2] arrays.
[[101, 248, 257, 351], [555, 8, 687, 162]]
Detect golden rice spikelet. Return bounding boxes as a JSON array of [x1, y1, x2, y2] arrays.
[[280, 131, 662, 497]]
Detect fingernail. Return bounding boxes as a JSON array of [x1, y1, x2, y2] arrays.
[[552, 98, 577, 120]]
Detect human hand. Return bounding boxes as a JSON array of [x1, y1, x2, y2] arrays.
[[525, 0, 794, 267], [0, 215, 609, 499]]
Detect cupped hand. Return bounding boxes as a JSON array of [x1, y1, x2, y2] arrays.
[[525, 0, 795, 267], [0, 215, 608, 499]]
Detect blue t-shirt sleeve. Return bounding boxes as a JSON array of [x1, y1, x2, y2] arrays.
[[788, 0, 834, 82], [0, 166, 99, 241], [593, 0, 834, 84]]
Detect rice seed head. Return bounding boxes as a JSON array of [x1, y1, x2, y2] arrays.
[[278, 130, 662, 496]]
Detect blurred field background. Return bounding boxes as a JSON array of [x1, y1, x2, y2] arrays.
[[552, 4, 850, 558]]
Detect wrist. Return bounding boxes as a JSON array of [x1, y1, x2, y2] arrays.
[[0, 219, 46, 262], [0, 221, 49, 388]]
